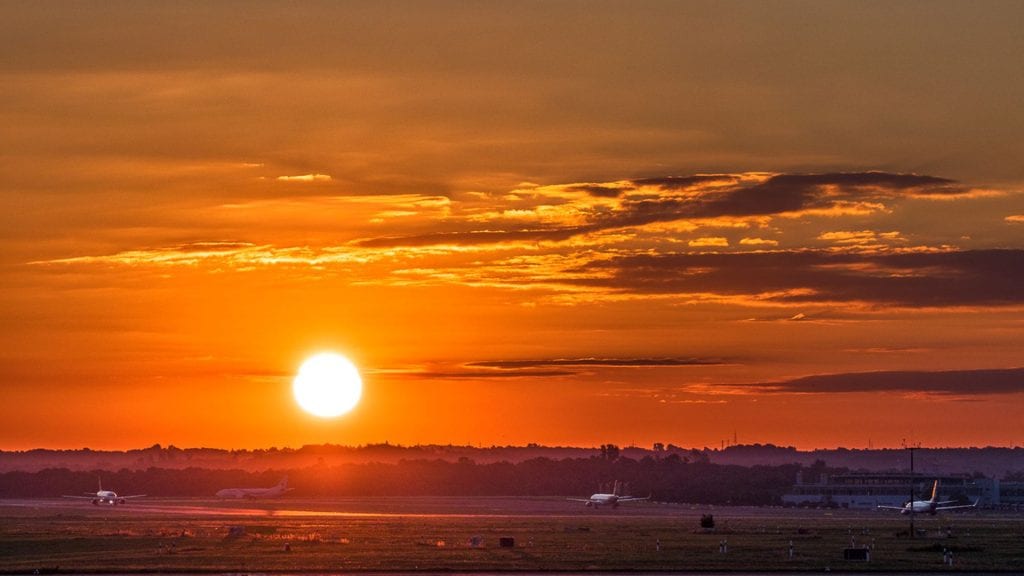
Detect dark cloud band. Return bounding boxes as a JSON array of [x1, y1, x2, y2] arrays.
[[575, 249, 1024, 307], [356, 171, 971, 248], [748, 367, 1024, 396], [468, 358, 725, 368]]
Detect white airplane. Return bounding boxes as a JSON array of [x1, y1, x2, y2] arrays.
[[62, 479, 145, 506], [568, 481, 649, 508], [878, 480, 978, 515], [216, 476, 293, 499]]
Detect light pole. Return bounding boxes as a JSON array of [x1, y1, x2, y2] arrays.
[[904, 442, 919, 539]]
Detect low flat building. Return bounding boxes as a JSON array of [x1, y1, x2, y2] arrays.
[[996, 481, 1024, 509], [782, 472, 998, 508]]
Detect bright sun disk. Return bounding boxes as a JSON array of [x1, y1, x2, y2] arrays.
[[293, 352, 362, 418]]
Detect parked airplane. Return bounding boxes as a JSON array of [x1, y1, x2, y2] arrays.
[[216, 476, 293, 499], [62, 479, 145, 506], [878, 480, 978, 515], [568, 481, 649, 508]]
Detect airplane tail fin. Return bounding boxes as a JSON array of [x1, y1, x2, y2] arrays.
[[279, 476, 289, 488], [613, 480, 622, 496], [929, 480, 939, 503], [98, 477, 103, 492]]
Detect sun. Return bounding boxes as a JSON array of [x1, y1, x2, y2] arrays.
[[293, 352, 363, 418]]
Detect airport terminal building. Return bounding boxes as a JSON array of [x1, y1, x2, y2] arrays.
[[782, 472, 1009, 509]]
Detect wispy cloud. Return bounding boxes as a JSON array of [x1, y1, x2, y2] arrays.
[[356, 228, 580, 248], [27, 172, 1022, 311], [742, 367, 1024, 397], [389, 357, 728, 381], [817, 230, 905, 247], [354, 171, 988, 248], [468, 357, 727, 369], [30, 241, 370, 268], [740, 237, 779, 246], [574, 249, 1024, 307], [689, 237, 729, 248], [276, 173, 332, 182], [399, 369, 575, 379]]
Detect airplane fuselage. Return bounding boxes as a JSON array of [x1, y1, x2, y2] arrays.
[[216, 487, 280, 499], [93, 490, 126, 505], [570, 481, 648, 508], [216, 479, 291, 499], [585, 493, 620, 507], [62, 480, 143, 505], [900, 500, 939, 515]]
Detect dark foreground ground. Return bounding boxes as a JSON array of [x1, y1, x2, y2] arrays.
[[0, 497, 1021, 573]]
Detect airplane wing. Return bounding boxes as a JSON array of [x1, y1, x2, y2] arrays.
[[876, 505, 907, 510], [616, 496, 650, 502], [566, 498, 593, 502], [121, 494, 146, 499], [62, 495, 96, 500], [935, 501, 978, 511]]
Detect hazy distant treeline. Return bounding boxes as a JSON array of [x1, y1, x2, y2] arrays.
[[0, 455, 811, 504], [4, 443, 1023, 477]]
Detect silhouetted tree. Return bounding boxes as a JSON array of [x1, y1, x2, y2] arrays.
[[0, 457, 816, 505], [600, 444, 620, 461]]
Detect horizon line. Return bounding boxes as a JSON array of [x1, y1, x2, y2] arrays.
[[3, 441, 1022, 454]]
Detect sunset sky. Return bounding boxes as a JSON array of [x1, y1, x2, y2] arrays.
[[2, 1, 1023, 450]]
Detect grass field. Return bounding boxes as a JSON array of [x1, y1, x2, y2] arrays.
[[1, 497, 1021, 573]]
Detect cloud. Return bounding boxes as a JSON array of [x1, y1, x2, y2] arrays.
[[688, 237, 729, 247], [33, 242, 1024, 311], [817, 230, 905, 246], [26, 172, 1018, 312], [356, 228, 581, 248], [614, 172, 962, 224], [740, 237, 779, 246], [400, 369, 575, 379], [276, 173, 333, 182], [394, 357, 728, 381], [746, 172, 956, 194], [843, 346, 930, 354], [569, 184, 628, 198], [631, 174, 740, 189], [1006, 215, 1024, 224], [468, 357, 726, 369], [745, 367, 1024, 396], [740, 310, 853, 323], [573, 249, 1024, 307], [354, 171, 980, 248], [29, 241, 367, 268]]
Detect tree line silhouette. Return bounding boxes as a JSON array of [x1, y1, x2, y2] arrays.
[[0, 453, 811, 505]]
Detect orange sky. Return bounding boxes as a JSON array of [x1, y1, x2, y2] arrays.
[[2, 2, 1023, 450]]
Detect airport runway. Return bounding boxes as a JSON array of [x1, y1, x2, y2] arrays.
[[0, 496, 893, 520], [2, 497, 1020, 573]]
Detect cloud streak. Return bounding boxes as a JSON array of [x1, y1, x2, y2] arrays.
[[355, 171, 984, 248], [468, 357, 726, 369], [401, 369, 575, 379], [574, 249, 1024, 307], [276, 174, 333, 182], [26, 172, 1022, 312], [745, 367, 1024, 396]]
